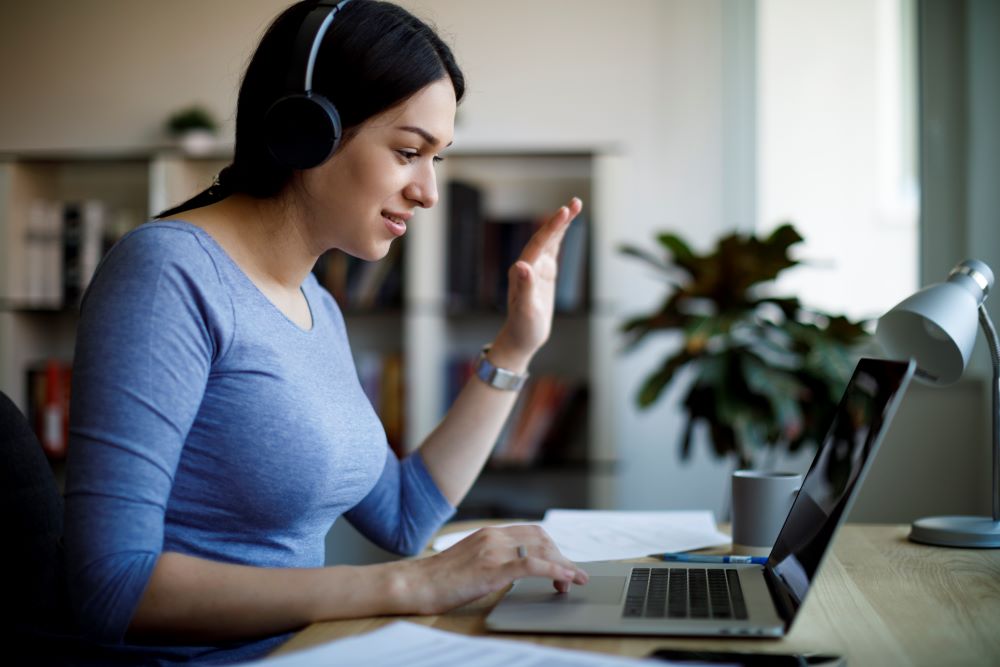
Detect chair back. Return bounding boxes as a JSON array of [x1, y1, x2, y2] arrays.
[[0, 390, 70, 637]]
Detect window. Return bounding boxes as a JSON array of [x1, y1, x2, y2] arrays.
[[756, 0, 918, 320]]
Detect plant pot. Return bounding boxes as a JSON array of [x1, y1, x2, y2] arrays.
[[177, 129, 217, 156]]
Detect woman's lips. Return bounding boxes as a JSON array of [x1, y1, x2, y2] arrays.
[[382, 211, 412, 236], [383, 213, 407, 237]]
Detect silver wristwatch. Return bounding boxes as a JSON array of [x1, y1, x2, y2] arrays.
[[475, 344, 529, 391]]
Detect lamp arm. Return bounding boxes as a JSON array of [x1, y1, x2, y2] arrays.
[[978, 304, 1000, 522]]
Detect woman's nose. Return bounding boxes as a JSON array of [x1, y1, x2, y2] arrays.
[[404, 163, 439, 209]]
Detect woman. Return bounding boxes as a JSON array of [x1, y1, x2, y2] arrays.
[[63, 0, 586, 663]]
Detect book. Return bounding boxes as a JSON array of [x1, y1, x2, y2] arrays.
[[24, 199, 63, 307], [61, 200, 107, 308], [26, 359, 72, 459], [446, 181, 484, 310], [555, 212, 588, 312], [314, 243, 403, 311], [536, 384, 590, 464], [355, 351, 406, 458], [497, 376, 573, 465], [480, 217, 538, 311], [354, 240, 403, 309]]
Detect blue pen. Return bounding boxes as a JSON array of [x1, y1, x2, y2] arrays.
[[652, 552, 768, 565]]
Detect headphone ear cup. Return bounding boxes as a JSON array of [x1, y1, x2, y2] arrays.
[[263, 92, 343, 170]]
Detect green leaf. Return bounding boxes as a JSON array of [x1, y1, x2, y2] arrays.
[[766, 222, 804, 249], [618, 244, 672, 273], [656, 232, 697, 267], [679, 414, 696, 460], [741, 354, 805, 441], [637, 350, 696, 408], [620, 294, 690, 348]]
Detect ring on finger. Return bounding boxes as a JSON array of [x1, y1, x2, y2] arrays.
[[516, 544, 527, 559]]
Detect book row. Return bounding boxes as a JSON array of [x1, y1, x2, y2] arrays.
[[312, 243, 404, 312], [13, 198, 139, 309], [445, 357, 589, 466], [22, 353, 589, 470], [447, 181, 590, 313]]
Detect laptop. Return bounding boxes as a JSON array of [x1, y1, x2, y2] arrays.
[[486, 357, 915, 638]]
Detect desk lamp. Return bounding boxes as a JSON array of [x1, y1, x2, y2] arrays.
[[876, 259, 1000, 548]]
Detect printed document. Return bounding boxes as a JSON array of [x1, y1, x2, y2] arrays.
[[432, 509, 731, 561], [240, 621, 669, 666]]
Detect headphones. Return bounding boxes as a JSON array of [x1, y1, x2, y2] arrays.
[[263, 0, 354, 170]]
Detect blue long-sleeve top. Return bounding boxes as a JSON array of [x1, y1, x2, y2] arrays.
[[63, 221, 454, 664]]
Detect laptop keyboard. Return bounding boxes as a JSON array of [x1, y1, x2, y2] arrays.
[[623, 568, 748, 620]]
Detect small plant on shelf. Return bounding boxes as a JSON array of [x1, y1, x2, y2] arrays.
[[619, 223, 871, 470], [165, 105, 219, 155]]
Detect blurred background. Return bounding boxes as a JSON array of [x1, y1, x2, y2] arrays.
[[1, 0, 997, 564]]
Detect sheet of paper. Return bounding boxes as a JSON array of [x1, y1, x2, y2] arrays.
[[431, 509, 731, 561], [240, 621, 672, 666]]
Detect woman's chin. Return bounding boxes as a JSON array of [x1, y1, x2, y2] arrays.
[[360, 242, 394, 263]]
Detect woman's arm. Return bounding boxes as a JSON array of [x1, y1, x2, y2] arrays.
[[128, 552, 405, 642], [131, 522, 586, 642], [417, 198, 583, 505]]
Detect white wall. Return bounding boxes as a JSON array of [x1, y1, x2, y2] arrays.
[[0, 1, 277, 151]]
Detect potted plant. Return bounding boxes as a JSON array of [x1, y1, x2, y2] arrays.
[[165, 105, 218, 155], [620, 223, 871, 470]]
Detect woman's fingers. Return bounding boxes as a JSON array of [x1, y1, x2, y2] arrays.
[[428, 525, 589, 613], [519, 197, 583, 265], [414, 526, 589, 613], [505, 554, 579, 586], [502, 526, 589, 585]]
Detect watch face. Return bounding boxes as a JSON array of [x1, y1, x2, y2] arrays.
[[475, 349, 527, 391]]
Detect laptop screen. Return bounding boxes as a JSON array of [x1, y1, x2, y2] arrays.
[[764, 357, 914, 625]]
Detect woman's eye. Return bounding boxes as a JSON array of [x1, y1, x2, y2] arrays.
[[397, 150, 419, 162]]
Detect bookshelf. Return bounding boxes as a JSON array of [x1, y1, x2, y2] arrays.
[[404, 150, 623, 517], [0, 147, 623, 516], [0, 149, 225, 463]]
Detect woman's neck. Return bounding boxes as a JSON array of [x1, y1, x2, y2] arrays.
[[183, 193, 320, 293]]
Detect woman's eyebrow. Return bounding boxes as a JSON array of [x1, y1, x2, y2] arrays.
[[398, 125, 453, 148]]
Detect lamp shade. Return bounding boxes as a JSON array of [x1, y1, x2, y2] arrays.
[[876, 260, 994, 386]]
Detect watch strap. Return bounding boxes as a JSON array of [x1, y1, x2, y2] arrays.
[[475, 344, 529, 391]]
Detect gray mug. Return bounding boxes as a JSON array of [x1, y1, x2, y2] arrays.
[[731, 470, 803, 555]]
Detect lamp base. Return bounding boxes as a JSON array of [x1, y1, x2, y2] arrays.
[[908, 515, 1000, 548]]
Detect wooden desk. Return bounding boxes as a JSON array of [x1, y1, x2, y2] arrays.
[[274, 523, 1000, 665]]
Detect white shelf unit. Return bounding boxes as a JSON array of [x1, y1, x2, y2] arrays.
[[0, 148, 625, 514], [0, 150, 226, 415]]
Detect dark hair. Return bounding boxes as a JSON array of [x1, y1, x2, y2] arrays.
[[157, 0, 465, 219]]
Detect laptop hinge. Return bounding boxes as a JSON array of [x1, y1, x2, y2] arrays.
[[762, 564, 798, 629]]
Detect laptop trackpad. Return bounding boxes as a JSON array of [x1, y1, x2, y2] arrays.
[[507, 575, 625, 605], [488, 575, 625, 629]]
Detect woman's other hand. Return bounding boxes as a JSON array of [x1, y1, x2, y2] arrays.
[[490, 198, 584, 370], [396, 524, 589, 615]]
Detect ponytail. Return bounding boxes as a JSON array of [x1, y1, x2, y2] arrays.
[[155, 164, 237, 220]]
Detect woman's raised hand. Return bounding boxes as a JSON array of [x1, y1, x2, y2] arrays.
[[491, 198, 584, 368], [397, 525, 588, 615]]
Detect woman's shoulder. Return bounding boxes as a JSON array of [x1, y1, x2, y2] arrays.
[[100, 220, 227, 280], [84, 220, 231, 307], [113, 219, 219, 259]]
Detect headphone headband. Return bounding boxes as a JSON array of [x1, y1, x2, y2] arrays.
[[265, 0, 353, 169], [286, 0, 353, 94]]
